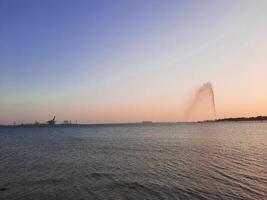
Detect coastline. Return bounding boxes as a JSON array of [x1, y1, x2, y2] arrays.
[[1, 116, 267, 128]]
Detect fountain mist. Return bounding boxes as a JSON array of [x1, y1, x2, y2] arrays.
[[185, 82, 216, 121]]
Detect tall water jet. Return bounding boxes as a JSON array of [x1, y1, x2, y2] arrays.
[[185, 82, 216, 121]]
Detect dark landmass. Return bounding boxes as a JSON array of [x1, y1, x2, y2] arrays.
[[206, 116, 267, 122]]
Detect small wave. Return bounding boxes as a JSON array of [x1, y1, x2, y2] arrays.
[[105, 181, 212, 200], [85, 172, 114, 180], [3, 177, 70, 188], [106, 181, 162, 198], [0, 187, 8, 191]]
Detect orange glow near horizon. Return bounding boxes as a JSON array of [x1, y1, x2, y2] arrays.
[[1, 1, 267, 124]]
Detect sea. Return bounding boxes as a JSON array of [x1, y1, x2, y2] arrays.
[[0, 122, 266, 200]]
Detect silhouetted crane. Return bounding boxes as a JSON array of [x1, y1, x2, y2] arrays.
[[47, 116, 56, 125]]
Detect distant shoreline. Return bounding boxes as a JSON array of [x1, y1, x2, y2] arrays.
[[205, 116, 267, 122], [0, 116, 267, 128]]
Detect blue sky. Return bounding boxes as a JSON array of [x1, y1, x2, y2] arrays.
[[1, 0, 267, 124]]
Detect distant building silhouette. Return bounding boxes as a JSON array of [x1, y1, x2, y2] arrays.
[[63, 120, 71, 125]]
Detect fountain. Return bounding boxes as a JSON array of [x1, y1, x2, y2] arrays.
[[185, 82, 216, 121]]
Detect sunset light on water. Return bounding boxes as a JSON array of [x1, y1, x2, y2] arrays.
[[1, 1, 267, 199]]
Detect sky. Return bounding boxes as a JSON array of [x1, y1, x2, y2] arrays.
[[1, 0, 267, 124]]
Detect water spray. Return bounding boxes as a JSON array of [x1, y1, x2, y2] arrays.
[[185, 82, 216, 121]]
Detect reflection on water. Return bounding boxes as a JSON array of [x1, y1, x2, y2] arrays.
[[0, 122, 267, 199]]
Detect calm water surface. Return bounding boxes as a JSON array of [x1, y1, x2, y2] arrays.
[[0, 122, 267, 200]]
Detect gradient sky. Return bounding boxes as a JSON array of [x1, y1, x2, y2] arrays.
[[1, 0, 267, 124]]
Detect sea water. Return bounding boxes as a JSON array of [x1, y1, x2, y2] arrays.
[[0, 122, 267, 200]]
